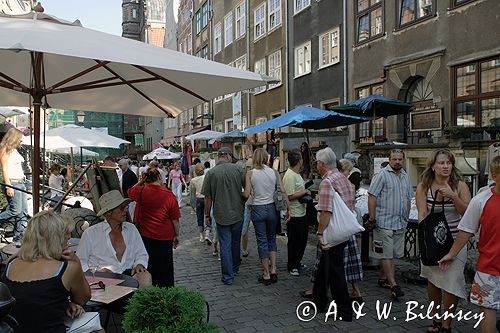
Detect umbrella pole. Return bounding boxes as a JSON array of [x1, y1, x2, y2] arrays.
[[80, 147, 83, 166], [305, 128, 310, 145], [32, 52, 44, 214]]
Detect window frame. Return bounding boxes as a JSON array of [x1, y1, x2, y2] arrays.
[[254, 2, 267, 42], [201, 2, 209, 30], [268, 0, 282, 33], [268, 49, 282, 90], [355, 0, 385, 46], [294, 41, 312, 78], [451, 56, 500, 128], [318, 26, 341, 70], [253, 58, 267, 95], [294, 0, 311, 15], [354, 83, 386, 140], [235, 1, 246, 39], [224, 12, 234, 47], [396, 0, 435, 30], [449, 0, 477, 9], [213, 22, 222, 54], [195, 9, 202, 34]]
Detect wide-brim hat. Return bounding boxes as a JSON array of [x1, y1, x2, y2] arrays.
[[97, 190, 132, 216]]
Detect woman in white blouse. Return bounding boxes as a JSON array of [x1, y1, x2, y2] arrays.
[[0, 128, 28, 242]]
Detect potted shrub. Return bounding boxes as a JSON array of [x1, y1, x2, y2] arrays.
[[123, 286, 218, 333]]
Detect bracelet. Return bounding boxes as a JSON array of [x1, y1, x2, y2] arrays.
[[316, 232, 323, 236]]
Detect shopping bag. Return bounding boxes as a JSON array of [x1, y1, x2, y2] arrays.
[[418, 190, 454, 266], [321, 179, 364, 248]]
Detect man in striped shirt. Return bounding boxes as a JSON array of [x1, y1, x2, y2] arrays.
[[368, 149, 413, 299]]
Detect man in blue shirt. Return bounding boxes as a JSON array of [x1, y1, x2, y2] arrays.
[[368, 149, 413, 299]]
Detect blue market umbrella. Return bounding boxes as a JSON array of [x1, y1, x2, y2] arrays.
[[242, 106, 368, 134], [332, 94, 414, 119]]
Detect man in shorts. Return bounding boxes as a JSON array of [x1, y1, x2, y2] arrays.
[[368, 149, 413, 298], [439, 155, 500, 333]]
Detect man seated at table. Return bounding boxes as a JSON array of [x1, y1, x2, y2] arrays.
[[76, 190, 152, 287]]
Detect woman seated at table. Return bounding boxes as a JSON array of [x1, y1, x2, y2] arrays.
[[1, 210, 103, 333]]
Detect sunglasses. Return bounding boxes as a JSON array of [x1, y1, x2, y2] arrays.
[[89, 281, 106, 290]]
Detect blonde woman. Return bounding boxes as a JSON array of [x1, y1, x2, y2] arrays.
[[1, 211, 101, 333], [243, 148, 289, 285], [416, 149, 471, 333], [0, 128, 28, 242]]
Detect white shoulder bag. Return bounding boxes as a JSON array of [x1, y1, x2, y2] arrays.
[[321, 178, 364, 248]]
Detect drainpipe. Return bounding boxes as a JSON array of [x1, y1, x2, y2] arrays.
[[246, 0, 251, 128], [343, 0, 347, 104], [284, 0, 289, 112]]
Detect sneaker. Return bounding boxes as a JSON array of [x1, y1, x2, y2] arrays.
[[391, 285, 404, 299], [377, 278, 391, 289], [289, 269, 300, 276]]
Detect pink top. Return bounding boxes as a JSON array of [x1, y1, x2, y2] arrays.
[[169, 169, 182, 185]]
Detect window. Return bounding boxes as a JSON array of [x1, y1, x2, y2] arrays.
[[233, 54, 247, 70], [187, 34, 192, 54], [254, 58, 267, 94], [235, 1, 246, 39], [294, 0, 310, 14], [453, 57, 500, 127], [201, 45, 208, 59], [224, 12, 234, 47], [355, 84, 385, 139], [319, 27, 340, 68], [451, 0, 477, 9], [254, 3, 266, 41], [294, 41, 311, 77], [201, 2, 209, 29], [195, 10, 202, 34], [356, 0, 383, 44], [268, 0, 282, 31], [214, 22, 222, 54], [225, 119, 237, 133], [268, 50, 282, 89], [398, 0, 434, 27]]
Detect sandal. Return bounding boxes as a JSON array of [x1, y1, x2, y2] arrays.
[[270, 273, 278, 283], [299, 290, 314, 299], [377, 278, 391, 289], [426, 320, 442, 333], [258, 275, 272, 286]]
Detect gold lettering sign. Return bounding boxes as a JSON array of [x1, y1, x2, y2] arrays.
[[410, 109, 442, 132]]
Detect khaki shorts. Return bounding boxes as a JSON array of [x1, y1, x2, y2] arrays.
[[372, 227, 405, 259]]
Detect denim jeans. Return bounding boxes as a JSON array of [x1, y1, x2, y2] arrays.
[[250, 203, 279, 259], [0, 181, 28, 240], [217, 221, 242, 284], [172, 183, 182, 206]]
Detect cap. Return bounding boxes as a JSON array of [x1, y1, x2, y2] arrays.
[[217, 147, 233, 156]]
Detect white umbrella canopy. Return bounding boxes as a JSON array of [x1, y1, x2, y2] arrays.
[[0, 106, 29, 118], [22, 133, 78, 149], [0, 12, 271, 117], [51, 147, 99, 157], [143, 148, 180, 161], [44, 125, 129, 148], [0, 11, 273, 211], [185, 130, 225, 141]]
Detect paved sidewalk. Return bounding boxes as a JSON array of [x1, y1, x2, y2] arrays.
[[174, 207, 481, 333]]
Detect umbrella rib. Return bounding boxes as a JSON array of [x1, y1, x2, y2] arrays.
[[47, 61, 111, 91], [0, 72, 29, 92], [50, 77, 158, 94], [134, 65, 208, 102], [98, 61, 174, 117]]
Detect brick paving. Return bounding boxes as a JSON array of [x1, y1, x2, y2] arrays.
[[174, 207, 482, 333]]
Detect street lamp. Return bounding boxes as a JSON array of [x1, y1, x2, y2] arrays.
[[76, 111, 85, 125]]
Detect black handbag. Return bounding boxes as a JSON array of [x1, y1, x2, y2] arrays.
[[418, 190, 454, 266]]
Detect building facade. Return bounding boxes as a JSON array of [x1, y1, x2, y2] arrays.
[[347, 0, 500, 189]]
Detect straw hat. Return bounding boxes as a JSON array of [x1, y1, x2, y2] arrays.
[[97, 190, 131, 216]]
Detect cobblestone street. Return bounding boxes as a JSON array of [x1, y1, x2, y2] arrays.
[[173, 206, 481, 333]]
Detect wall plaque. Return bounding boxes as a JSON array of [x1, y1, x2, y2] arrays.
[[410, 108, 442, 132]]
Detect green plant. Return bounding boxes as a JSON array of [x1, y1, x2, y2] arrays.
[[123, 286, 218, 333]]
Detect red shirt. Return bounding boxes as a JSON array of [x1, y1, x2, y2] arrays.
[[477, 189, 500, 275], [128, 184, 181, 240]]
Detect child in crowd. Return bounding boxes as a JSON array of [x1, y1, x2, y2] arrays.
[[439, 155, 500, 333]]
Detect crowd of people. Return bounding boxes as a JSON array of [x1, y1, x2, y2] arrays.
[[0, 128, 499, 332]]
